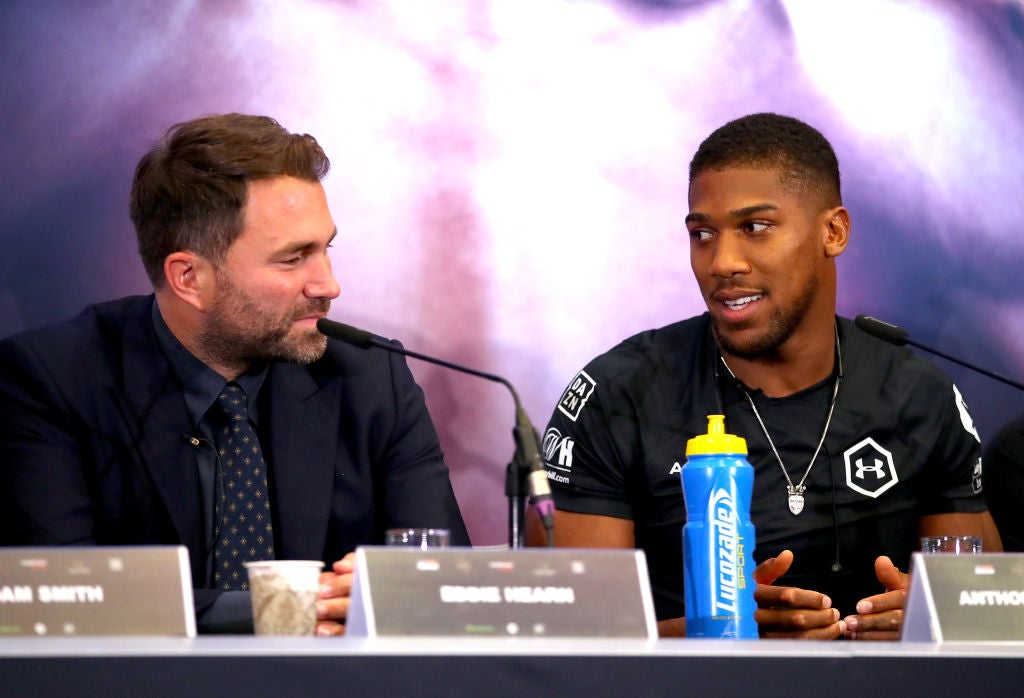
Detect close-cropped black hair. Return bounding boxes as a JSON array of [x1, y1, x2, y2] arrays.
[[689, 113, 841, 206]]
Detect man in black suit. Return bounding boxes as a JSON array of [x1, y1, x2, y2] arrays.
[[0, 113, 469, 634]]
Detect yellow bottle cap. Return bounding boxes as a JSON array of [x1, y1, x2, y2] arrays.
[[685, 414, 747, 456]]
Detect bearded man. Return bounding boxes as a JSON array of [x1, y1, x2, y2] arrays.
[[0, 113, 469, 634], [532, 113, 1000, 639]]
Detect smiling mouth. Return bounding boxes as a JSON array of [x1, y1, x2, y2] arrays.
[[723, 294, 762, 310]]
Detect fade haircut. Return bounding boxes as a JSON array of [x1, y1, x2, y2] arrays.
[[689, 113, 841, 208], [130, 113, 330, 287]]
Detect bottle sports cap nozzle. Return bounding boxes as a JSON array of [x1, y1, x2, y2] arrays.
[[685, 414, 747, 456]]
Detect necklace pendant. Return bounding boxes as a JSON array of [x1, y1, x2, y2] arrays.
[[787, 486, 805, 516]]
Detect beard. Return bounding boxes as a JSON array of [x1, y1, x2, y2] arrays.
[[713, 273, 819, 360], [198, 273, 330, 369]]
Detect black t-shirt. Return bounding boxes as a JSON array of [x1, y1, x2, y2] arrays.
[[543, 314, 986, 620]]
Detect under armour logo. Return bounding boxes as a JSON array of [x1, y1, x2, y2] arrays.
[[854, 457, 887, 480], [843, 437, 898, 498]]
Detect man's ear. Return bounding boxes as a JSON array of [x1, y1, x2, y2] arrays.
[[163, 251, 216, 312], [823, 207, 850, 258]]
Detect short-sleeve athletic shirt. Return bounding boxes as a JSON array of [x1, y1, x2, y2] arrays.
[[542, 314, 985, 620]]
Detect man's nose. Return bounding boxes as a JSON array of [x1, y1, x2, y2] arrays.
[[307, 253, 341, 300], [707, 233, 751, 278]]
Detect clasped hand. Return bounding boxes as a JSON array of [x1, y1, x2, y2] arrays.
[[753, 550, 908, 640], [314, 552, 357, 636]]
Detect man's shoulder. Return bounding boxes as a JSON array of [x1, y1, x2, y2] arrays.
[[549, 315, 709, 425], [840, 315, 952, 389], [0, 296, 156, 407], [581, 314, 709, 383], [0, 295, 151, 358]]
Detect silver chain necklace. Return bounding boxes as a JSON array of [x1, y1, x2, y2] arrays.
[[719, 328, 843, 516]]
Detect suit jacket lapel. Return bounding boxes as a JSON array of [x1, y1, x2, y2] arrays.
[[118, 300, 206, 573], [265, 362, 340, 561]]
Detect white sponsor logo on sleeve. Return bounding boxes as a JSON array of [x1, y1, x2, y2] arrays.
[[952, 384, 981, 443], [556, 370, 596, 422], [542, 427, 575, 473]]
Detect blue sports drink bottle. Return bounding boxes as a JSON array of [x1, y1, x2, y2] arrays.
[[681, 414, 758, 638]]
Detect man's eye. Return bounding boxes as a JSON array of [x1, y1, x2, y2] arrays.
[[282, 256, 302, 265], [743, 222, 771, 234], [689, 229, 713, 242]]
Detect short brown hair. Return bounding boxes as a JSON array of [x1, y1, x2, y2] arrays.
[[130, 113, 330, 286]]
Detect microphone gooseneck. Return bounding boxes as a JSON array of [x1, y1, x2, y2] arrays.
[[316, 318, 556, 546], [854, 314, 1024, 392]]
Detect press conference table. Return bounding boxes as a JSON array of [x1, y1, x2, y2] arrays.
[[3, 636, 1023, 697]]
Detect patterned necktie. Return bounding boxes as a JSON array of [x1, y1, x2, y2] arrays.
[[212, 382, 275, 591]]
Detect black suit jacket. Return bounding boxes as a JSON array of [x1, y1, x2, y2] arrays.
[[0, 296, 469, 618]]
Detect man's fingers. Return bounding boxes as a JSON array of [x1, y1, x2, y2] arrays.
[[843, 609, 903, 642], [874, 555, 909, 592], [333, 552, 357, 575], [760, 621, 845, 641], [319, 569, 355, 599], [836, 559, 910, 641], [755, 606, 840, 632], [316, 595, 351, 622], [752, 549, 794, 585], [754, 583, 831, 611], [750, 551, 842, 639], [844, 608, 903, 636], [332, 572, 354, 597], [315, 620, 346, 637], [844, 629, 900, 642], [854, 587, 907, 615]]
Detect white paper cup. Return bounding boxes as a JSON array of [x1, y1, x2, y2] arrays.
[[245, 560, 324, 636], [384, 528, 450, 549], [920, 536, 982, 554]]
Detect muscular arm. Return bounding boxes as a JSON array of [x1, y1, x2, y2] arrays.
[[918, 510, 1002, 551], [526, 509, 634, 548]]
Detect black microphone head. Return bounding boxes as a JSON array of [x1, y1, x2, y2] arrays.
[[316, 318, 376, 348], [854, 314, 909, 346]]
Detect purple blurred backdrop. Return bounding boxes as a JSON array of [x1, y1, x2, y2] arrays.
[[1, 0, 1022, 544]]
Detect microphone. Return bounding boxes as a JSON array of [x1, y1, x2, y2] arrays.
[[854, 315, 1024, 391], [316, 318, 556, 544]]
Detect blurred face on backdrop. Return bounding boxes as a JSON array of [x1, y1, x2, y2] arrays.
[[196, 175, 341, 370], [686, 166, 847, 361]]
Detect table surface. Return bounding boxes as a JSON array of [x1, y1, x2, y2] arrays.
[[4, 636, 1024, 698]]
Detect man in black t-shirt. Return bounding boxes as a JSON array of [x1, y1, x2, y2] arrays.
[[530, 113, 1001, 640]]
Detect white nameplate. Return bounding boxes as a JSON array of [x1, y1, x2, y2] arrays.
[[903, 552, 1024, 642], [347, 547, 656, 639], [0, 546, 196, 637]]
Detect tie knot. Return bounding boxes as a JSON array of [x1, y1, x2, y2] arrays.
[[217, 382, 250, 422]]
